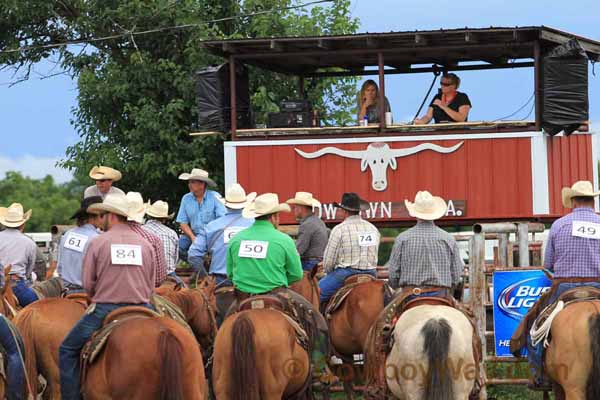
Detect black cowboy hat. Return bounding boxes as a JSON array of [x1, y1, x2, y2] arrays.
[[333, 192, 368, 213], [70, 196, 103, 220]]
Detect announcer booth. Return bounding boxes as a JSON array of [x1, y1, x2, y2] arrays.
[[193, 27, 600, 227]]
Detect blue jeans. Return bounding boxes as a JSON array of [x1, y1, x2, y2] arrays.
[[167, 272, 184, 286], [0, 316, 26, 400], [212, 274, 232, 287], [301, 259, 320, 272], [179, 235, 194, 262], [11, 278, 38, 307], [319, 268, 376, 303], [59, 302, 153, 400], [527, 281, 600, 382]]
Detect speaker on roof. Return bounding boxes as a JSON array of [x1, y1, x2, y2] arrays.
[[195, 63, 251, 132]]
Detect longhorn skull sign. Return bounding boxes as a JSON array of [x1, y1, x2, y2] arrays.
[[295, 141, 464, 191]]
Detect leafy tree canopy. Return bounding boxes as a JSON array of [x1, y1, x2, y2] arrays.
[[0, 0, 359, 208]]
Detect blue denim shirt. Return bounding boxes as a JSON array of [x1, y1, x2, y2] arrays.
[[175, 190, 226, 234], [57, 224, 100, 286], [188, 209, 254, 276]]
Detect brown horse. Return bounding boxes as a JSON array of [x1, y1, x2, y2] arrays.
[[82, 315, 206, 400], [212, 309, 311, 400], [327, 280, 387, 399], [1, 265, 19, 319], [290, 265, 321, 309], [545, 300, 600, 400]]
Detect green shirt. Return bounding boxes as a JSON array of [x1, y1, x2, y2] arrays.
[[227, 220, 303, 294]]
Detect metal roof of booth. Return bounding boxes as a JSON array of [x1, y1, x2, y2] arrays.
[[202, 26, 600, 76]]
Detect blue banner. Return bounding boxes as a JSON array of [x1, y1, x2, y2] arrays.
[[492, 270, 551, 357]]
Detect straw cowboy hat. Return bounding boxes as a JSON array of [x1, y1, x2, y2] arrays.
[[88, 193, 131, 218], [0, 203, 32, 228], [178, 168, 216, 187], [286, 192, 321, 208], [89, 166, 122, 182], [71, 196, 103, 220], [333, 192, 368, 213], [242, 193, 291, 219], [219, 183, 257, 209], [562, 180, 600, 208], [405, 191, 448, 221], [146, 200, 175, 219], [125, 192, 147, 224]]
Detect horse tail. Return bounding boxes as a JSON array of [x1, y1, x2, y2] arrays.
[[586, 312, 600, 399], [157, 325, 185, 400], [13, 308, 38, 396], [422, 318, 454, 400], [230, 313, 260, 400]]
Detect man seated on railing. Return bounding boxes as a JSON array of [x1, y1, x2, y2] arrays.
[[414, 73, 471, 124]]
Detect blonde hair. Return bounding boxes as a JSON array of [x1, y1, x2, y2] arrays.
[[357, 79, 379, 112]]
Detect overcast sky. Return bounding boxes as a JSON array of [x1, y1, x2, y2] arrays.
[[1, 0, 599, 182]]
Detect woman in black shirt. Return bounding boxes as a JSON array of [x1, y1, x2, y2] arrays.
[[414, 73, 471, 124]]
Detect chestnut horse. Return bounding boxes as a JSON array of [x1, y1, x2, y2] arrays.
[[544, 300, 600, 400], [327, 280, 387, 399], [290, 265, 321, 309], [82, 315, 206, 400], [213, 309, 311, 400]]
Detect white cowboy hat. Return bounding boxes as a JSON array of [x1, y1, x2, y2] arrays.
[[219, 183, 257, 209], [87, 193, 131, 218], [178, 168, 216, 187], [404, 191, 447, 221], [561, 180, 600, 208], [146, 200, 175, 219], [286, 192, 321, 208], [0, 203, 32, 228], [89, 166, 122, 182], [125, 192, 147, 223], [242, 193, 291, 219]]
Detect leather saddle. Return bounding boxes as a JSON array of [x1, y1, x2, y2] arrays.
[[324, 274, 377, 318], [239, 295, 285, 312], [64, 293, 91, 308]]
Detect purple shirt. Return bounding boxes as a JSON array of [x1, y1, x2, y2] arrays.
[[544, 207, 600, 278]]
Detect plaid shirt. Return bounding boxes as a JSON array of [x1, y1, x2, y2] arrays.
[[545, 207, 600, 278], [127, 222, 167, 286], [143, 220, 179, 275], [387, 220, 463, 289], [322, 215, 379, 273]]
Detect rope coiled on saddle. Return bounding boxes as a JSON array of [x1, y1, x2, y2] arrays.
[[530, 300, 564, 348]]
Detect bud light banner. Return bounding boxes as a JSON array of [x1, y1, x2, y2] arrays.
[[492, 270, 551, 357]]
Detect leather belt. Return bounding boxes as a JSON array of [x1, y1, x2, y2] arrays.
[[552, 277, 600, 287], [401, 285, 449, 296]]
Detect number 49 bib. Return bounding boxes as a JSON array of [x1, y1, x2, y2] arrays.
[[572, 221, 600, 240], [111, 244, 143, 266]]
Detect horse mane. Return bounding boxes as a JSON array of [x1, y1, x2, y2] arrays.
[[164, 290, 197, 318]]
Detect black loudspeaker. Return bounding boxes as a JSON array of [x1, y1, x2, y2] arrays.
[[542, 40, 589, 136], [195, 63, 251, 132], [268, 111, 315, 128]]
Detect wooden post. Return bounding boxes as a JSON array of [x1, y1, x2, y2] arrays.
[[378, 52, 386, 131], [299, 76, 305, 98], [229, 55, 237, 138], [534, 41, 542, 131], [469, 233, 488, 400], [517, 223, 530, 267], [498, 233, 509, 267]]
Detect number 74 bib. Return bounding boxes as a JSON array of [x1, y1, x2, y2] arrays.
[[572, 221, 600, 240]]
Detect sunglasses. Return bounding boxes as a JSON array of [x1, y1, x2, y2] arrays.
[[440, 81, 453, 87]]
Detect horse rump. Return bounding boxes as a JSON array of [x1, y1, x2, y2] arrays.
[[230, 313, 260, 400], [587, 312, 600, 400], [422, 318, 454, 400]]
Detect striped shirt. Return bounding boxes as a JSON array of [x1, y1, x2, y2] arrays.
[[322, 215, 380, 273], [387, 220, 463, 289], [142, 220, 179, 275], [545, 207, 600, 278], [127, 222, 167, 286]]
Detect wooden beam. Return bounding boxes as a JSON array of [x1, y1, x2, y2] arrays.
[[366, 37, 379, 48], [270, 40, 285, 52], [540, 29, 600, 56], [464, 32, 479, 43], [415, 33, 428, 45], [222, 43, 235, 53], [317, 39, 332, 50]]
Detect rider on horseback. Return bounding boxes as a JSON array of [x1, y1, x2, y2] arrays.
[[57, 196, 104, 295], [227, 193, 332, 384], [511, 180, 600, 390], [59, 193, 158, 400], [319, 192, 380, 310]]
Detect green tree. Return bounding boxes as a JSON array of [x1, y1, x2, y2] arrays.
[[0, 172, 82, 232], [0, 0, 359, 208]]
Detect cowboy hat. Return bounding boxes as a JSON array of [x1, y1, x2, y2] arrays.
[[87, 193, 130, 218], [333, 193, 368, 213], [178, 168, 216, 187], [146, 200, 175, 219], [125, 192, 147, 224], [219, 183, 257, 210], [0, 203, 32, 228], [561, 180, 600, 208], [286, 192, 321, 208], [404, 191, 447, 221], [89, 166, 122, 182], [70, 196, 103, 220], [242, 193, 291, 219]]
